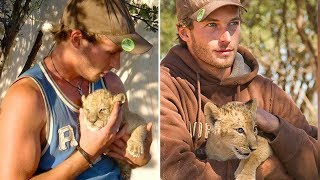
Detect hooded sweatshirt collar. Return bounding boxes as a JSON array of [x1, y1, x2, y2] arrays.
[[161, 45, 259, 86]]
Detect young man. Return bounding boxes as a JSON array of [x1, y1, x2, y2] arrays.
[[160, 0, 319, 179], [0, 0, 153, 179]]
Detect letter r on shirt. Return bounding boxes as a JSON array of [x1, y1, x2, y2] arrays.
[[58, 125, 78, 151]]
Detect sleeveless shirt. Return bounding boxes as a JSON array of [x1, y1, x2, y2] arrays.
[[18, 61, 121, 179]]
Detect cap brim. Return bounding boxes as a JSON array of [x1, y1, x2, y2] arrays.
[[107, 33, 153, 55], [190, 2, 247, 21]]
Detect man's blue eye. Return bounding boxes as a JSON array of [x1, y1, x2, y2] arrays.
[[230, 21, 240, 26], [207, 23, 217, 27]]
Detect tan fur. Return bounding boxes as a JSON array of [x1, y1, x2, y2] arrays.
[[81, 89, 147, 180], [204, 99, 272, 180]]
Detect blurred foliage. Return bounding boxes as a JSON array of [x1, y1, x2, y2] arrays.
[[160, 0, 177, 58], [125, 0, 159, 32], [160, 0, 318, 125]]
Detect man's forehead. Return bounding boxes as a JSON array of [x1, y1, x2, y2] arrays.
[[202, 5, 240, 21], [202, 16, 241, 22]]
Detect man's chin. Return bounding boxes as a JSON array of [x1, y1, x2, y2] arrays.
[[214, 60, 234, 69], [86, 75, 101, 83]]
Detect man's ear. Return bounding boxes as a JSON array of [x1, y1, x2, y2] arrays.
[[177, 26, 190, 43], [69, 29, 83, 48]]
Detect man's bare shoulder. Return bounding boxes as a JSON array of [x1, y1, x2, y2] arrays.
[[0, 77, 46, 127], [3, 78, 43, 104]]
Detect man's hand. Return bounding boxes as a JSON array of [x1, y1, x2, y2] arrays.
[[78, 102, 124, 161], [105, 122, 153, 167], [256, 108, 280, 135]]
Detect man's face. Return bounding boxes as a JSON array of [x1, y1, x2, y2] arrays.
[[78, 36, 123, 82], [186, 5, 241, 69]]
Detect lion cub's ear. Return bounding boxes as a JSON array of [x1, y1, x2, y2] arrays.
[[244, 98, 257, 112], [204, 102, 220, 124], [113, 93, 126, 104]]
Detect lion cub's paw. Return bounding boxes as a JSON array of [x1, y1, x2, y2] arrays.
[[126, 138, 144, 157], [235, 174, 255, 180]]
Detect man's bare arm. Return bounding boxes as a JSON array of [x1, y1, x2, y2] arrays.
[[0, 78, 123, 179]]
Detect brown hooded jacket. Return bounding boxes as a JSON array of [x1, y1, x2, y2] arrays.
[[160, 45, 319, 180]]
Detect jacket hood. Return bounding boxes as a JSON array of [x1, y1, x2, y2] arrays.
[[161, 45, 259, 87]]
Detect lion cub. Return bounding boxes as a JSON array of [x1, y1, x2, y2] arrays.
[[81, 89, 147, 179], [204, 99, 272, 180]]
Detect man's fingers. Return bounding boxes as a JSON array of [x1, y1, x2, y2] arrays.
[[113, 139, 127, 149], [116, 123, 128, 139], [109, 144, 126, 155], [234, 101, 244, 105], [78, 108, 86, 128], [106, 151, 125, 161], [106, 151, 134, 165], [146, 122, 153, 144], [103, 102, 123, 132], [120, 133, 130, 142], [107, 102, 120, 125], [147, 122, 152, 133]]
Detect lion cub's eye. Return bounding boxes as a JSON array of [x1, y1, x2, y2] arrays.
[[236, 128, 245, 134], [99, 108, 106, 113]]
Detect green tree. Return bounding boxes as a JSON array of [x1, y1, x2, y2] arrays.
[[125, 0, 158, 32], [160, 0, 176, 58], [241, 0, 317, 125]]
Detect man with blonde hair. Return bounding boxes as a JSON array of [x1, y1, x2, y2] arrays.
[[0, 0, 153, 179]]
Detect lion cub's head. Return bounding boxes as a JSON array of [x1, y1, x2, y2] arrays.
[[204, 99, 258, 161], [81, 89, 126, 131]]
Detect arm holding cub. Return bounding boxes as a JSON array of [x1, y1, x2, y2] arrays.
[[81, 89, 152, 167]]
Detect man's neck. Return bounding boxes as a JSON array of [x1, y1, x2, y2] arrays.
[[195, 58, 232, 80], [50, 44, 81, 81], [45, 43, 88, 104]]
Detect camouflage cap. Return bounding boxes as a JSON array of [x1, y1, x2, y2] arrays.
[[176, 0, 246, 22], [61, 0, 152, 54]]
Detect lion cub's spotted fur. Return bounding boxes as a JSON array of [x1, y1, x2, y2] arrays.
[[204, 99, 272, 180], [81, 89, 147, 180]]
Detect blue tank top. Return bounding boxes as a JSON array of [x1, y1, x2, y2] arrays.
[[18, 61, 121, 179]]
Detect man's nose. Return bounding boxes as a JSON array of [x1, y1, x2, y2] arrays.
[[219, 30, 231, 44]]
